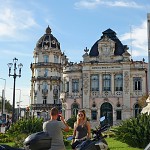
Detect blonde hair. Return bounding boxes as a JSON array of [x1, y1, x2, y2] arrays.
[[76, 109, 87, 125]]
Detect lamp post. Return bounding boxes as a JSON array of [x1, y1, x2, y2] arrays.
[[7, 58, 23, 123], [0, 78, 6, 116]]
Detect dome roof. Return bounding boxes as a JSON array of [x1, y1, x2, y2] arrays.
[[89, 28, 125, 56], [36, 26, 60, 49]]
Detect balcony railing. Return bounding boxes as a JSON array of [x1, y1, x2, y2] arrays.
[[42, 89, 48, 95], [31, 76, 61, 81], [31, 62, 62, 69]]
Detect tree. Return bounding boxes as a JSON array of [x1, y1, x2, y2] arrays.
[[138, 94, 148, 108], [0, 97, 13, 113]]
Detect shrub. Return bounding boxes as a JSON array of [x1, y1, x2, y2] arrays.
[[67, 115, 77, 129], [7, 117, 43, 136], [0, 133, 12, 143], [114, 113, 150, 149]]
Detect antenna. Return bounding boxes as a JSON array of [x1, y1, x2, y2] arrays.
[[130, 25, 133, 59]]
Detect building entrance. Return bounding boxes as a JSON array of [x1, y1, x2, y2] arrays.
[[100, 102, 113, 125]]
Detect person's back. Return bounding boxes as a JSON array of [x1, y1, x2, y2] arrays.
[[43, 107, 69, 150], [43, 120, 66, 150]]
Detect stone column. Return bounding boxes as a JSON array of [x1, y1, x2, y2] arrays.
[[122, 64, 131, 120], [99, 73, 102, 95], [69, 77, 72, 95], [82, 72, 90, 118], [111, 73, 115, 96]]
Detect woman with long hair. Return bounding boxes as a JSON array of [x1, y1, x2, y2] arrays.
[[71, 109, 91, 149]]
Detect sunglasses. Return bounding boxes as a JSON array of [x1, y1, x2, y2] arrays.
[[78, 114, 84, 117]]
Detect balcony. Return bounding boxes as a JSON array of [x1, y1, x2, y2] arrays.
[[31, 76, 61, 81], [132, 91, 143, 97], [115, 91, 123, 97], [42, 89, 48, 95], [102, 91, 111, 97], [31, 62, 62, 69], [91, 91, 99, 98]]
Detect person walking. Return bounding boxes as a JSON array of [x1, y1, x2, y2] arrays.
[[43, 107, 69, 150], [71, 109, 91, 149]]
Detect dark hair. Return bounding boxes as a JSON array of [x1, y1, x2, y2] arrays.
[[50, 107, 59, 116]]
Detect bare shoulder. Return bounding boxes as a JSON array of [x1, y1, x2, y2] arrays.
[[86, 121, 91, 126], [74, 121, 77, 126], [74, 121, 78, 128]]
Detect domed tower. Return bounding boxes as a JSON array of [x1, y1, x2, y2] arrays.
[[30, 26, 68, 117]]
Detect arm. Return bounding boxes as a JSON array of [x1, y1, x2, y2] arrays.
[[86, 121, 91, 139], [43, 122, 47, 132], [60, 115, 69, 132]]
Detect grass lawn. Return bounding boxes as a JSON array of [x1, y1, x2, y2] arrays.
[[106, 138, 143, 150], [65, 138, 143, 150], [0, 138, 143, 150]]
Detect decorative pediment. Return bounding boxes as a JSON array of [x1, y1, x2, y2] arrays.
[[98, 35, 115, 58]]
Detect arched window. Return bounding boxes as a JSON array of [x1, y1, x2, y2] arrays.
[[43, 55, 49, 63], [103, 74, 111, 91], [91, 75, 99, 91], [42, 81, 48, 95], [71, 103, 79, 116], [54, 55, 59, 63], [42, 81, 48, 90], [115, 74, 123, 91], [134, 103, 142, 117], [44, 69, 48, 77]]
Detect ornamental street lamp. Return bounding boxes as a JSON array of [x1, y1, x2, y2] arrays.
[[7, 58, 23, 123]]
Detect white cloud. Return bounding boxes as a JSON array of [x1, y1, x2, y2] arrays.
[[74, 0, 143, 9], [74, 0, 101, 9], [120, 20, 147, 57], [105, 1, 143, 8], [0, 2, 37, 40]]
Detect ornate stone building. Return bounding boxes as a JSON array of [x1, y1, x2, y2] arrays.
[[30, 26, 148, 126]]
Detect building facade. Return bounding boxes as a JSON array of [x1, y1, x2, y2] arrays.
[[30, 26, 148, 126]]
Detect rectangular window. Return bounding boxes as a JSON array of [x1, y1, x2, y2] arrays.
[[116, 110, 122, 120], [133, 77, 142, 91], [91, 75, 99, 91], [103, 74, 111, 91], [115, 74, 123, 91], [72, 79, 79, 92], [65, 82, 69, 92]]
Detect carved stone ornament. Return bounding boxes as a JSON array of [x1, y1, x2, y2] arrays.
[[83, 73, 88, 91], [84, 90, 88, 95], [124, 71, 129, 94]]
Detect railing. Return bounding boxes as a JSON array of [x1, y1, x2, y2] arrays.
[[31, 62, 62, 68]]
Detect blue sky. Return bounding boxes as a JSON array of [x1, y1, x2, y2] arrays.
[[0, 0, 149, 107]]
